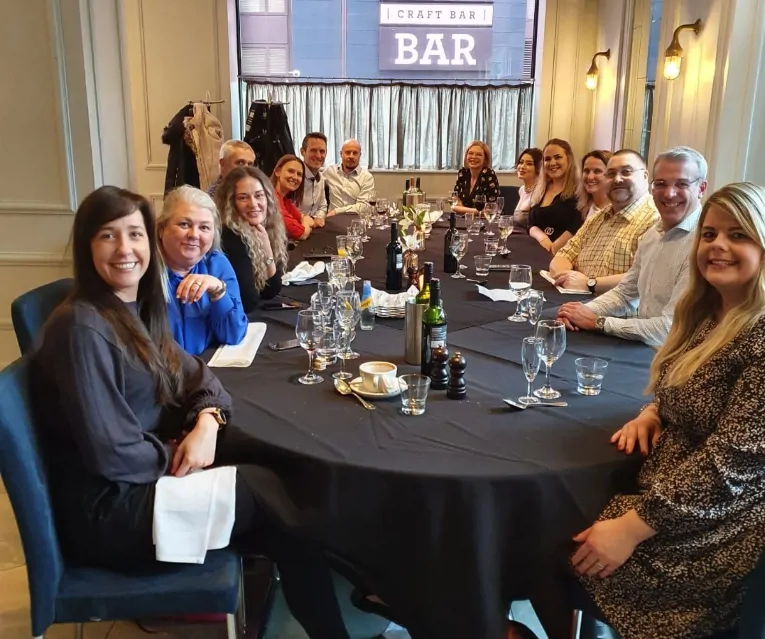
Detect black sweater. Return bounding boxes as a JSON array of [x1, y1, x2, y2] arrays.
[[221, 226, 282, 314]]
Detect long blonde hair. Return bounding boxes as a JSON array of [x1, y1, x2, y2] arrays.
[[215, 166, 289, 291], [649, 182, 765, 391], [463, 141, 492, 169], [531, 138, 580, 206]]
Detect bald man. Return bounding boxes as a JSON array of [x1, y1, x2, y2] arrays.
[[323, 139, 376, 216]]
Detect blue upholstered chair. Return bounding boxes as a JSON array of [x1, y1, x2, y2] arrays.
[[0, 358, 244, 639], [10, 278, 73, 354]]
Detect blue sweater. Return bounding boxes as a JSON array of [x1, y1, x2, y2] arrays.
[[166, 250, 248, 355]]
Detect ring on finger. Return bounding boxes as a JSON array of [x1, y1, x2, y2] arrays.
[[192, 282, 202, 288], [596, 562, 605, 571]]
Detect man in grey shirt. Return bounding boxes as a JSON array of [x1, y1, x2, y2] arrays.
[[557, 146, 708, 347], [323, 139, 376, 215]]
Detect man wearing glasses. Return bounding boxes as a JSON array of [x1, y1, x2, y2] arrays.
[[557, 147, 707, 346], [549, 149, 659, 294]]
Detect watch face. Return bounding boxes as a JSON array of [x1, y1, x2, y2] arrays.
[[588, 278, 596, 288]]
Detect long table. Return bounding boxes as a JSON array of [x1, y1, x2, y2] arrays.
[[213, 216, 653, 639]]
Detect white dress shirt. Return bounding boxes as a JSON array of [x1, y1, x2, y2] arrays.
[[299, 166, 328, 218], [323, 164, 376, 215], [585, 207, 701, 348]]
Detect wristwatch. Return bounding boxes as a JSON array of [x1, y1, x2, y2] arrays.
[[199, 407, 227, 430], [595, 316, 606, 332], [587, 277, 597, 294], [265, 257, 275, 266], [209, 280, 227, 301]]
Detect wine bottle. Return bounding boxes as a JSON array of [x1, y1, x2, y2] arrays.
[[421, 278, 447, 376], [403, 179, 410, 203], [385, 221, 403, 292], [444, 211, 458, 274], [415, 177, 422, 193], [415, 261, 433, 304]]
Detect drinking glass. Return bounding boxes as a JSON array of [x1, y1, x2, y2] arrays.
[[507, 265, 532, 322], [484, 237, 499, 257], [483, 201, 498, 236], [534, 320, 567, 399], [496, 196, 505, 216], [474, 255, 492, 277], [376, 198, 389, 230], [317, 321, 340, 366], [295, 310, 324, 385], [498, 217, 514, 256], [358, 206, 372, 241], [335, 289, 361, 362], [520, 337, 542, 404], [328, 256, 350, 290], [464, 210, 476, 242], [447, 190, 459, 211], [468, 209, 482, 237], [344, 235, 362, 281], [317, 281, 334, 324], [388, 200, 400, 220], [399, 374, 430, 416], [336, 234, 348, 258], [575, 357, 608, 395], [520, 289, 545, 327], [449, 231, 469, 279]]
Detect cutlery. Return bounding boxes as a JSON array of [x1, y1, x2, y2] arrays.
[[503, 398, 568, 409], [335, 378, 376, 410], [466, 279, 487, 284]]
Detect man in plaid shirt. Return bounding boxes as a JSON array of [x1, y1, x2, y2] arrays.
[[549, 149, 659, 294]]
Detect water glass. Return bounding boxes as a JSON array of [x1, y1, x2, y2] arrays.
[[520, 337, 542, 404], [295, 310, 324, 385], [483, 202, 498, 235], [520, 289, 544, 326], [336, 235, 348, 258], [508, 265, 532, 322], [534, 320, 567, 399], [317, 322, 340, 366], [498, 217, 514, 255], [399, 374, 430, 416], [484, 237, 499, 256], [474, 255, 492, 277], [575, 357, 608, 396]]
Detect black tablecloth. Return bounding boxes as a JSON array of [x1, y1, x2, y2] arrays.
[[217, 217, 652, 639]]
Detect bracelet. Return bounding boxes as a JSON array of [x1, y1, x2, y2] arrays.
[[639, 403, 654, 413], [209, 280, 227, 301]]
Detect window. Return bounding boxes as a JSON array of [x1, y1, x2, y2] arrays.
[[237, 0, 538, 169]]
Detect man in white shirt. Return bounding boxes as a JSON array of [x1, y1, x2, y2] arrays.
[[323, 139, 376, 215], [298, 132, 328, 227], [556, 146, 708, 347], [207, 140, 256, 198]]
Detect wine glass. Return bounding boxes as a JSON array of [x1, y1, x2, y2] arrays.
[[483, 201, 498, 236], [317, 281, 334, 325], [358, 206, 372, 241], [376, 197, 389, 230], [328, 257, 350, 290], [534, 320, 567, 399], [335, 289, 361, 362], [498, 216, 514, 256], [449, 231, 469, 279], [344, 234, 362, 282], [520, 289, 545, 327], [496, 196, 505, 216], [464, 210, 476, 242], [295, 310, 324, 385], [520, 337, 542, 404], [473, 193, 486, 234], [447, 190, 459, 210], [508, 265, 532, 322]]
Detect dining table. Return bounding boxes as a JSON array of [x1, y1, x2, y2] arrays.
[[211, 214, 654, 639]]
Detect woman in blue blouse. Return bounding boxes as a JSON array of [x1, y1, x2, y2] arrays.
[[158, 186, 247, 355]]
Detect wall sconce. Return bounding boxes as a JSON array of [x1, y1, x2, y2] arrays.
[[663, 19, 702, 80], [585, 49, 611, 91]]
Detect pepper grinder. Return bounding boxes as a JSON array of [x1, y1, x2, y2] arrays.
[[430, 345, 450, 390], [446, 351, 467, 399]]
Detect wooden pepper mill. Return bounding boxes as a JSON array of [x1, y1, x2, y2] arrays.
[[446, 351, 467, 399], [430, 345, 449, 390]]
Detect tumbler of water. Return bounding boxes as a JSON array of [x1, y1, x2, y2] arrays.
[[575, 357, 608, 395]]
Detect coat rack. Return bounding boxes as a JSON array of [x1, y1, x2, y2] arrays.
[[188, 90, 226, 106]]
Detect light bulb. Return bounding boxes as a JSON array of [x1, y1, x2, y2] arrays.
[[663, 54, 682, 80], [585, 73, 598, 91]]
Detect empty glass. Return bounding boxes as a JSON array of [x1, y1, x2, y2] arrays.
[[399, 374, 430, 415], [344, 234, 362, 281], [507, 265, 532, 322], [520, 289, 544, 326], [295, 310, 324, 385], [376, 198, 389, 230], [575, 357, 608, 395], [520, 337, 542, 404], [484, 201, 498, 236], [335, 289, 361, 362], [496, 196, 505, 216], [464, 210, 476, 242], [317, 321, 340, 366], [498, 216, 514, 255], [450, 231, 469, 279], [484, 237, 499, 256], [328, 257, 350, 290], [534, 320, 567, 399], [474, 255, 492, 277]]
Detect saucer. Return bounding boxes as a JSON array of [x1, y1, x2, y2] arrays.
[[349, 377, 402, 398]]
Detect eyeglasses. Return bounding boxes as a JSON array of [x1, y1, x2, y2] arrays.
[[604, 167, 639, 179], [650, 178, 702, 192]]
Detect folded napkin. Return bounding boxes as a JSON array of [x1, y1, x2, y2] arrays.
[[539, 270, 592, 295], [371, 285, 420, 309], [476, 285, 518, 302], [283, 260, 325, 285], [153, 466, 236, 564], [207, 322, 267, 368]]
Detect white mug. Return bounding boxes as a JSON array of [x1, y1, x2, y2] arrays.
[[359, 361, 398, 393]]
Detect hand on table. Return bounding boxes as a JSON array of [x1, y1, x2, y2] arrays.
[[176, 274, 223, 304], [313, 216, 326, 228], [557, 302, 597, 331], [611, 407, 662, 455], [554, 271, 588, 291], [171, 414, 219, 477]]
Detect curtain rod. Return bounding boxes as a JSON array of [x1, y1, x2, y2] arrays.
[[239, 76, 533, 90]]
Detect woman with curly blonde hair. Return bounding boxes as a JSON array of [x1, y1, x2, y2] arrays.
[[216, 166, 289, 313]]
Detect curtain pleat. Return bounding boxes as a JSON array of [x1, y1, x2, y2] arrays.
[[243, 80, 532, 170]]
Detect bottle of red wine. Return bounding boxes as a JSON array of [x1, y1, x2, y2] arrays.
[[385, 221, 403, 292], [421, 278, 447, 376], [444, 211, 458, 274]]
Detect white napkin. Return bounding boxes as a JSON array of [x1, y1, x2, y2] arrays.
[[371, 285, 419, 309], [539, 270, 592, 295], [153, 466, 236, 564], [207, 322, 267, 368], [476, 285, 518, 302], [282, 260, 326, 285]]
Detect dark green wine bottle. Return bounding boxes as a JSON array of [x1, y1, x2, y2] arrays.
[[421, 278, 447, 376]]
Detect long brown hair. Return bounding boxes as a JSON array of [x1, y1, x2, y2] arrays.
[[576, 150, 613, 214], [271, 154, 306, 204], [67, 186, 183, 404]]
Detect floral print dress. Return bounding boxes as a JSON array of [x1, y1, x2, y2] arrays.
[[454, 167, 500, 208]]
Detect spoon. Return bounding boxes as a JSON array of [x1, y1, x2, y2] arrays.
[[503, 398, 568, 410], [466, 278, 487, 284], [335, 378, 376, 410]]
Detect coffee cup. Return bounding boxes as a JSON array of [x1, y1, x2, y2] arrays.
[[359, 361, 398, 393]]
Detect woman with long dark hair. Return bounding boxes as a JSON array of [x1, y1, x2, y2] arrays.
[[30, 186, 351, 639], [272, 154, 314, 240]]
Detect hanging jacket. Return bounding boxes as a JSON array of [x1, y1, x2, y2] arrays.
[[162, 105, 200, 195], [184, 103, 224, 192], [243, 100, 295, 176]]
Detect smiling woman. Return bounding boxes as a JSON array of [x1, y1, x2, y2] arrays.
[[271, 154, 314, 241]]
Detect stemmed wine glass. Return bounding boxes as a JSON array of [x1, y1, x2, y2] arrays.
[[498, 216, 514, 256], [534, 320, 567, 399], [295, 310, 324, 385], [358, 205, 372, 241], [464, 210, 476, 242], [335, 289, 361, 364], [508, 265, 532, 322], [496, 196, 505, 217], [449, 231, 468, 279], [473, 193, 486, 234], [328, 257, 350, 290], [520, 289, 545, 328], [316, 282, 334, 324], [483, 201, 498, 236], [520, 337, 542, 404], [344, 234, 362, 281], [376, 198, 389, 230]]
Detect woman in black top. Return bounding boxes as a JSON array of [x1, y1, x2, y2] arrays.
[[216, 166, 289, 313], [452, 140, 500, 213], [528, 139, 583, 253], [30, 186, 351, 639]]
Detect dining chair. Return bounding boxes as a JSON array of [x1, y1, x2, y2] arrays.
[[10, 278, 73, 354], [0, 358, 244, 639]]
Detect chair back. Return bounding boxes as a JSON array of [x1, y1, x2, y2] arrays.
[[0, 359, 63, 634], [499, 185, 520, 214], [11, 278, 73, 354]]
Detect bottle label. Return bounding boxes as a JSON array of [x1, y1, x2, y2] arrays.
[[429, 325, 447, 350], [396, 254, 403, 270], [361, 297, 373, 310]]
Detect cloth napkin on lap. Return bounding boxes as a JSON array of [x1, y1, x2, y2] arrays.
[[207, 322, 267, 367], [282, 260, 325, 285], [153, 466, 236, 564], [539, 269, 592, 295]]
